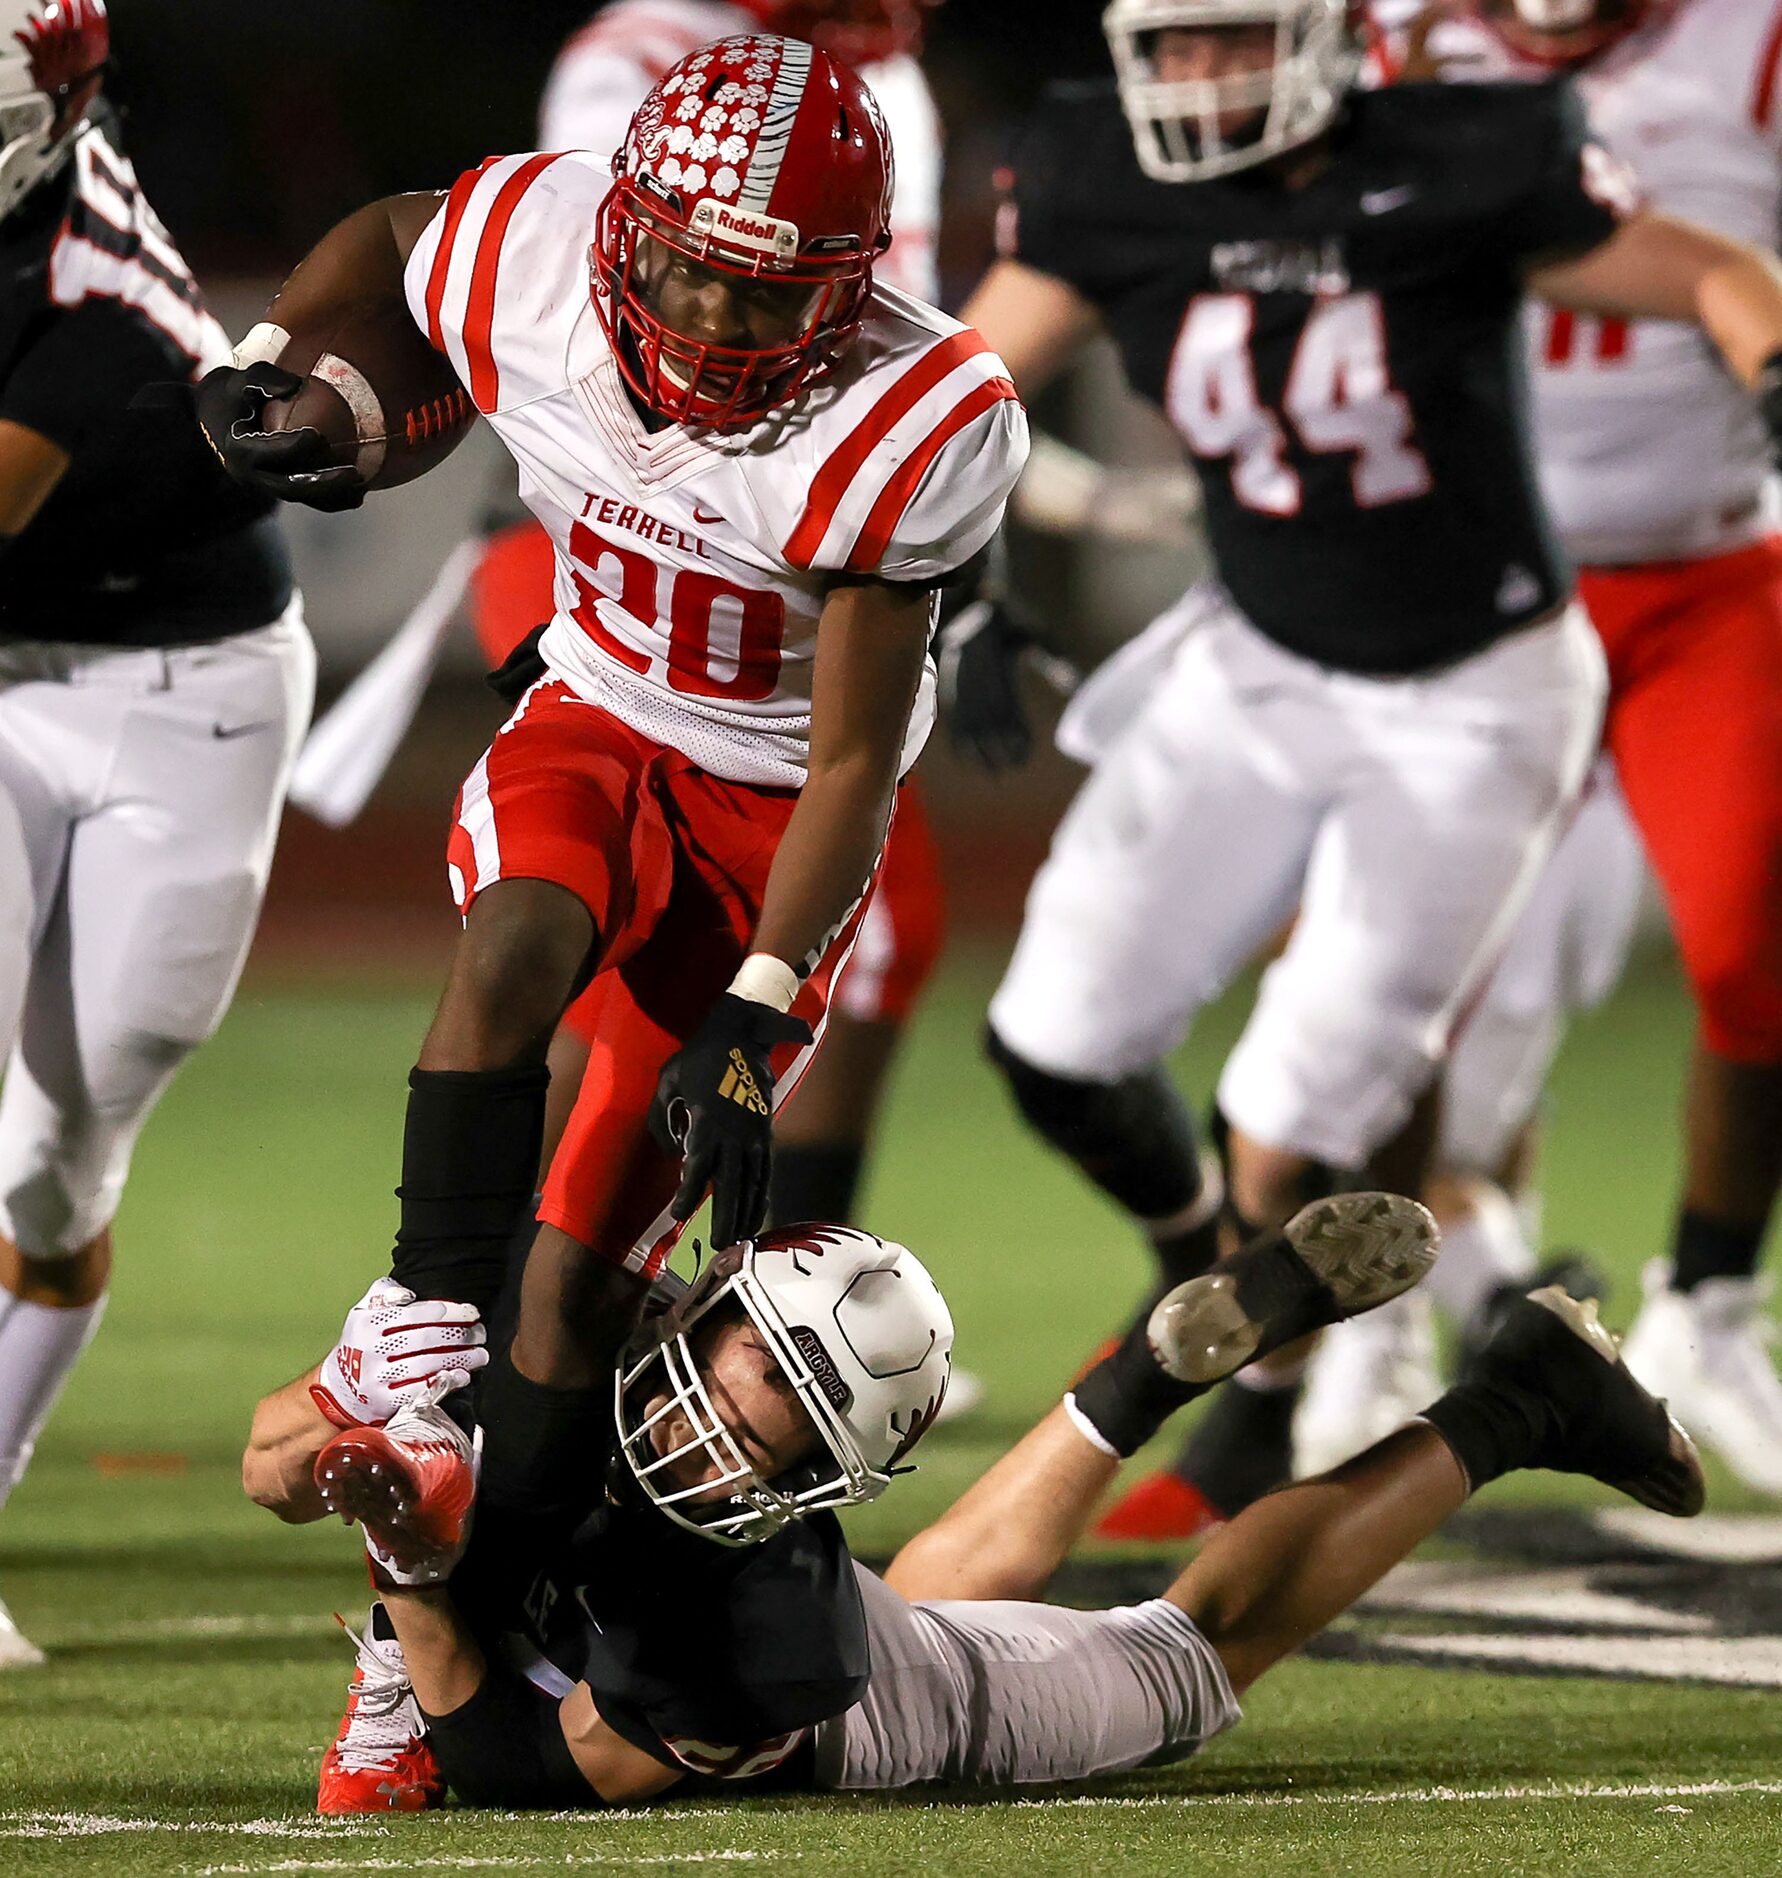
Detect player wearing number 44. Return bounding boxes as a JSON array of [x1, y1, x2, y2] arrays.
[[189, 37, 1025, 1320], [967, 0, 1782, 1537]]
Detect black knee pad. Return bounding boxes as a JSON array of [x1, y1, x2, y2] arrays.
[[983, 1025, 1201, 1220]]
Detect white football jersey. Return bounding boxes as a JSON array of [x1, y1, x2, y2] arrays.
[[404, 151, 1025, 789], [1375, 0, 1782, 564], [538, 0, 943, 301]]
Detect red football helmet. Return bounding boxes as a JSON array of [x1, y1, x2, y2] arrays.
[[1477, 0, 1677, 67], [738, 0, 942, 66], [591, 34, 894, 429]]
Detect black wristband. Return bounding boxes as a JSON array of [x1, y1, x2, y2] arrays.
[[422, 1660, 601, 1810]]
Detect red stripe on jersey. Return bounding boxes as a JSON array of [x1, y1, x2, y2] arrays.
[[425, 157, 502, 355], [460, 154, 564, 412], [845, 376, 1017, 573], [1755, 0, 1782, 127], [784, 329, 994, 568]]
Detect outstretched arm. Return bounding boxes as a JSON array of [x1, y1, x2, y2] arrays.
[[1528, 212, 1782, 388]]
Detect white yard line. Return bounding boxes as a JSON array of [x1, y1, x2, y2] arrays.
[[1011, 1779, 1782, 1810], [186, 1858, 784, 1874]]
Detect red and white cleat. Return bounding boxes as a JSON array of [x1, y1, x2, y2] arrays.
[[316, 1607, 444, 1815], [313, 1375, 477, 1583]]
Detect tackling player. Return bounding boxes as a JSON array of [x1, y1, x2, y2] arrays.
[[189, 34, 1024, 1514], [965, 0, 1782, 1539], [242, 1194, 1703, 1808], [0, 0, 313, 1664]]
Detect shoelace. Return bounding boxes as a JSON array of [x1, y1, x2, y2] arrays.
[[331, 1614, 425, 1775]]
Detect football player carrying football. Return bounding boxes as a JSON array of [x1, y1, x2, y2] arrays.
[[0, 0, 313, 1665], [243, 1193, 1705, 1808], [462, 0, 959, 1311], [963, 0, 1782, 1540], [1343, 0, 1782, 1500], [189, 37, 1025, 1366]]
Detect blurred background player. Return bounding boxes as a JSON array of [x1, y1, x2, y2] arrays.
[[0, 0, 313, 1665], [962, 0, 1782, 1541], [1306, 0, 1782, 1495]]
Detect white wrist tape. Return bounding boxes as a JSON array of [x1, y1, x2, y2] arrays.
[[728, 952, 800, 1013], [1062, 1390, 1123, 1460], [232, 321, 291, 369]]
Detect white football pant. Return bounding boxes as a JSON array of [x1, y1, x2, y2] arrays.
[[989, 585, 1606, 1172], [0, 604, 314, 1257]]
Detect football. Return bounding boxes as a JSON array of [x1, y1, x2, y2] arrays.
[[261, 296, 475, 491]]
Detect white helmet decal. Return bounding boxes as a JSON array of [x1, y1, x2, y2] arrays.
[[614, 1226, 954, 1547]]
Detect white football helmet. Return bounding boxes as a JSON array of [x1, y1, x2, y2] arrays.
[[0, 0, 108, 223], [1103, 0, 1359, 183], [614, 1225, 954, 1547]]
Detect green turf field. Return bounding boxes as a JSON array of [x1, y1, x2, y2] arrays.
[[1, 944, 1778, 1877]]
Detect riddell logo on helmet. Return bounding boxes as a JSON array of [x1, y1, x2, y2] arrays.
[[691, 198, 800, 260], [790, 1326, 853, 1412]]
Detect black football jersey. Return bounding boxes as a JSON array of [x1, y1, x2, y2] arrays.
[[1004, 79, 1628, 674], [0, 113, 291, 645], [453, 1371, 866, 1790]]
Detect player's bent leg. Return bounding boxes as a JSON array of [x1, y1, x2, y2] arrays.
[[1171, 1285, 1702, 1697], [893, 1195, 1438, 1603]]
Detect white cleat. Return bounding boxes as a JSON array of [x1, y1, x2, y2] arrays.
[[1293, 1288, 1443, 1479], [0, 1591, 45, 1669], [1620, 1261, 1782, 1497]]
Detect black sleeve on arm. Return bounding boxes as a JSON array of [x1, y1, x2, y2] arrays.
[[421, 1658, 603, 1810], [1, 300, 174, 454], [1489, 78, 1634, 268]]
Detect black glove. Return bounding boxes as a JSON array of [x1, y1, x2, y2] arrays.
[[1760, 348, 1782, 462], [935, 589, 1049, 771], [651, 994, 813, 1250], [136, 362, 368, 512]]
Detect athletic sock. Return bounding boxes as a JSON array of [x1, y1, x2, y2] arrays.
[[1169, 1372, 1299, 1514], [769, 1141, 866, 1228], [1068, 1317, 1209, 1459], [0, 1287, 107, 1510], [1670, 1207, 1766, 1292], [1418, 1377, 1551, 1493], [390, 1066, 549, 1315]]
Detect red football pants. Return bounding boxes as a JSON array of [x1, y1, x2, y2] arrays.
[[447, 681, 870, 1276], [1583, 536, 1782, 1062], [467, 515, 947, 1042]]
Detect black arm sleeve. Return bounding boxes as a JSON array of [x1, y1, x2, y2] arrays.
[[421, 1660, 603, 1810]]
